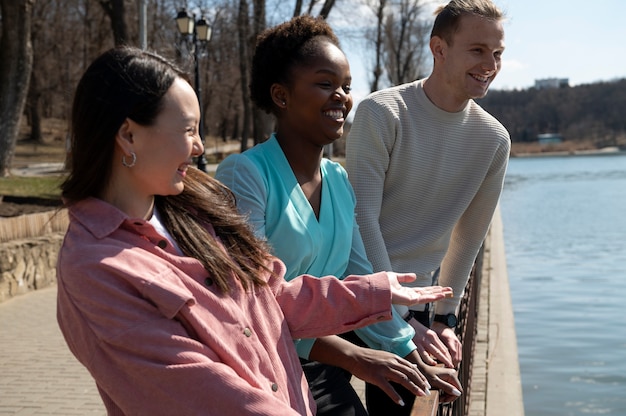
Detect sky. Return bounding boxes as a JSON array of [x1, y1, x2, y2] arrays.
[[330, 0, 626, 105]]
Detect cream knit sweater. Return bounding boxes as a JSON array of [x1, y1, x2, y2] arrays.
[[346, 79, 510, 316]]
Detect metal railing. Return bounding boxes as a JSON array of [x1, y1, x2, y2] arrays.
[[412, 244, 485, 416]]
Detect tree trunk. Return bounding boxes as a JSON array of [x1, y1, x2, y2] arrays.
[[251, 0, 266, 145], [238, 0, 252, 152], [27, 70, 43, 143], [99, 0, 129, 46], [0, 0, 34, 177], [306, 0, 318, 15], [370, 0, 386, 92], [293, 0, 303, 17], [318, 0, 336, 19]]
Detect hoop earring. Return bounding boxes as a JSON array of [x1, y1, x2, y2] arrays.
[[122, 152, 136, 168]]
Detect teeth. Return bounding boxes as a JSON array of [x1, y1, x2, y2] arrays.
[[472, 74, 490, 83], [323, 110, 344, 120]]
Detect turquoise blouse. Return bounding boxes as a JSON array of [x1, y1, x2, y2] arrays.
[[216, 134, 416, 358]]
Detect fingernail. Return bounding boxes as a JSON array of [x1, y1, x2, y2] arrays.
[[424, 388, 431, 396], [451, 388, 462, 397], [398, 399, 405, 407], [426, 382, 431, 390]]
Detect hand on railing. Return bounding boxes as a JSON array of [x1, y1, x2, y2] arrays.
[[405, 349, 463, 403], [408, 319, 455, 368], [344, 347, 432, 406], [431, 324, 462, 367]]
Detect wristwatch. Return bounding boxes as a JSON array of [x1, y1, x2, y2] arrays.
[[433, 313, 458, 328]]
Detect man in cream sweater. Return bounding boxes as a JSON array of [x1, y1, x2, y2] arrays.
[[346, 0, 511, 413]]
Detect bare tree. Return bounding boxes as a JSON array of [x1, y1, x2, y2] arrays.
[[296, 0, 335, 18], [237, 0, 253, 152], [318, 0, 335, 18], [293, 0, 303, 17], [99, 0, 130, 46], [201, 4, 242, 145], [9, 0, 346, 167], [24, 0, 54, 144], [383, 0, 429, 86], [26, 69, 43, 143], [304, 0, 317, 14], [250, 0, 268, 145], [0, 0, 34, 176], [363, 0, 430, 90], [365, 0, 387, 92]]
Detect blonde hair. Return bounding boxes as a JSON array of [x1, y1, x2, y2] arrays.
[[431, 0, 504, 44]]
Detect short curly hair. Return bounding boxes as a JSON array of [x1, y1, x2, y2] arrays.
[[250, 15, 341, 114]]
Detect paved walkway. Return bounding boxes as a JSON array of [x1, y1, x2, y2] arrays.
[[0, 287, 105, 415], [0, 286, 366, 415]]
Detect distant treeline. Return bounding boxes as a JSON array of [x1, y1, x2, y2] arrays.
[[477, 78, 626, 147]]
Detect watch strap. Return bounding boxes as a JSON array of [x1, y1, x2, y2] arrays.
[[434, 313, 457, 328]]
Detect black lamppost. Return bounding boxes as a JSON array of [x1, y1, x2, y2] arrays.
[[175, 8, 212, 172]]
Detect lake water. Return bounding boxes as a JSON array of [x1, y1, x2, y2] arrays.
[[500, 152, 626, 416]]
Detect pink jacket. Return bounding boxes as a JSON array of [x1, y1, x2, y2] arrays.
[[56, 197, 392, 415]]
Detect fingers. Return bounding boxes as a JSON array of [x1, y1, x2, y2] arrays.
[[425, 341, 454, 368], [388, 272, 453, 306], [346, 348, 433, 406], [411, 322, 454, 368], [390, 284, 453, 306], [413, 360, 463, 404], [419, 344, 453, 368], [445, 337, 462, 368], [392, 272, 417, 284], [435, 327, 462, 368], [374, 362, 431, 405], [412, 286, 454, 304], [430, 370, 463, 403], [417, 347, 438, 366]]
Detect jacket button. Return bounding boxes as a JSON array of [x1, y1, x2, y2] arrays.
[[204, 277, 214, 287], [157, 240, 168, 249], [243, 328, 252, 337], [271, 383, 279, 392]]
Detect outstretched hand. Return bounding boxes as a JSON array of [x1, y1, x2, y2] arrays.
[[388, 272, 453, 306]]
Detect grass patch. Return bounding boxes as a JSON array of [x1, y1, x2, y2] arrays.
[[0, 176, 64, 199]]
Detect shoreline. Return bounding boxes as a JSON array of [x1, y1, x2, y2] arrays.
[[511, 146, 624, 158]]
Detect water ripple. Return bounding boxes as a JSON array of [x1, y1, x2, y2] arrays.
[[502, 153, 626, 416]]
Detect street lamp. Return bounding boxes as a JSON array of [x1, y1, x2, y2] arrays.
[[175, 8, 212, 172]]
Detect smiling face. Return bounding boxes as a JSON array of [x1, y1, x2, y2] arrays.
[[432, 13, 505, 111], [277, 40, 353, 147], [116, 78, 203, 209]]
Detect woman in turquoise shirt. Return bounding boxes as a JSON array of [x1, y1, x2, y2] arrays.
[[216, 15, 461, 415]]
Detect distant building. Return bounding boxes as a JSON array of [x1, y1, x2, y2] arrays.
[[537, 133, 563, 144], [534, 78, 570, 89]]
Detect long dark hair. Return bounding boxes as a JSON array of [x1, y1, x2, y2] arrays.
[[63, 47, 183, 201], [62, 46, 272, 292]]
